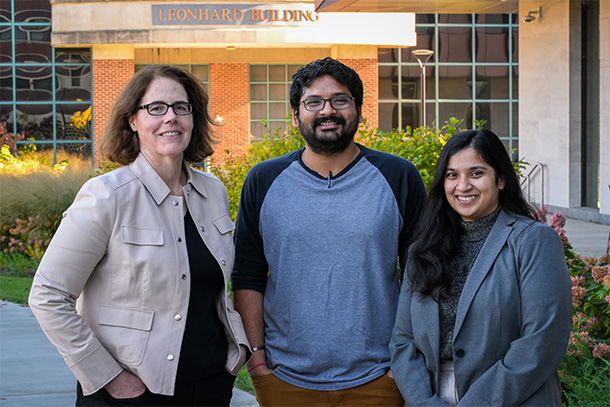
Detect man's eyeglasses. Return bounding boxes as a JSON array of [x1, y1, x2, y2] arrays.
[[138, 102, 193, 116], [300, 96, 354, 112]]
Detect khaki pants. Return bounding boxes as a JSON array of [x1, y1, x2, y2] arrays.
[[251, 373, 404, 407]]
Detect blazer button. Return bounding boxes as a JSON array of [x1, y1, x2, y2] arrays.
[[167, 354, 175, 361], [176, 237, 182, 242], [221, 260, 226, 266], [200, 226, 205, 232], [456, 349, 465, 358], [180, 274, 187, 280], [172, 200, 179, 206], [174, 314, 182, 321]]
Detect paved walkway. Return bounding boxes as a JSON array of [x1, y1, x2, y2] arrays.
[[0, 217, 607, 406], [564, 217, 609, 259], [0, 301, 258, 406]]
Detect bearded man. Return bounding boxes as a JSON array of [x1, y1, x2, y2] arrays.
[[231, 57, 427, 407]]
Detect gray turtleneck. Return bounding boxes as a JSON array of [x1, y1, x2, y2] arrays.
[[439, 207, 501, 360]]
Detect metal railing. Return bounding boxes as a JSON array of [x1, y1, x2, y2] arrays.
[[520, 162, 544, 207]]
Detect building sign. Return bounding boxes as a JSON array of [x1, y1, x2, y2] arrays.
[[152, 3, 319, 26]]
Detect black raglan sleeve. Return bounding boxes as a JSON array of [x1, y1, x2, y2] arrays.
[[231, 152, 298, 293]]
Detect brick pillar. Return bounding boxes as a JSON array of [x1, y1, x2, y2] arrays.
[[337, 58, 379, 131], [208, 63, 250, 164], [92, 59, 134, 165]]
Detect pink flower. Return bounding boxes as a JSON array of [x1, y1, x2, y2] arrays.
[[571, 276, 585, 286], [535, 206, 548, 224], [572, 286, 587, 308], [583, 317, 601, 331], [592, 343, 610, 359], [605, 294, 610, 305], [592, 266, 608, 283], [584, 257, 597, 266], [549, 212, 566, 228]]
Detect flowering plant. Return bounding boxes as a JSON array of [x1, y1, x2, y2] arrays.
[[535, 207, 610, 404]]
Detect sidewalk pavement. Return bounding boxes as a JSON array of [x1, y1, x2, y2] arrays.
[[0, 217, 607, 406], [563, 217, 609, 259], [0, 301, 258, 407]]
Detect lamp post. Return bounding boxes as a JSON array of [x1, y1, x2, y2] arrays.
[[411, 49, 434, 127]]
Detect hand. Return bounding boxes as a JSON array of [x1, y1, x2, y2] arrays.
[[248, 363, 273, 378], [227, 344, 249, 375], [386, 368, 395, 379], [104, 370, 146, 399], [246, 351, 273, 378]]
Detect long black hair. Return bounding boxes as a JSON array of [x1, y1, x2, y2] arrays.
[[407, 129, 535, 300]]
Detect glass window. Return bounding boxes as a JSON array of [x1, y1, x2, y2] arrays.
[[439, 71, 470, 99], [14, 0, 51, 23], [0, 25, 11, 45], [55, 48, 91, 64], [250, 84, 267, 101], [378, 14, 518, 152], [249, 64, 302, 140], [0, 0, 12, 19], [1, 1, 93, 163], [251, 103, 267, 120], [56, 105, 91, 141]]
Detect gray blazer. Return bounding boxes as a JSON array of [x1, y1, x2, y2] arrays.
[[390, 209, 572, 406]]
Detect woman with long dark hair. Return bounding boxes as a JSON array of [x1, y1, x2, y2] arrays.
[[390, 129, 572, 406]]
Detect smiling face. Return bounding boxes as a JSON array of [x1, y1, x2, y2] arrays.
[[292, 74, 362, 155], [444, 147, 505, 222], [129, 77, 193, 167]]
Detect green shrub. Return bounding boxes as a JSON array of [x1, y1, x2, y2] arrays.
[[209, 119, 305, 220], [0, 252, 38, 278], [0, 145, 93, 262], [210, 118, 468, 220], [356, 118, 461, 191], [560, 344, 610, 406]]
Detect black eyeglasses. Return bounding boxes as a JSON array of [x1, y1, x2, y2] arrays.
[[300, 96, 354, 112], [138, 102, 193, 116]]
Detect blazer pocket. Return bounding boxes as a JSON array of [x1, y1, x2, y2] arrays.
[[98, 305, 154, 366], [121, 226, 163, 246], [212, 215, 235, 235]]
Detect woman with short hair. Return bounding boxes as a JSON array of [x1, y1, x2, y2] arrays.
[[30, 65, 250, 406]]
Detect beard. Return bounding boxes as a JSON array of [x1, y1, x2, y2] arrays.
[[298, 115, 359, 156]]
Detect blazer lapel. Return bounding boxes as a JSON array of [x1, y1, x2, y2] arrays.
[[453, 209, 515, 338]]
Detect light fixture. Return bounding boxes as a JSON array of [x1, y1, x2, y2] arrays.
[[522, 7, 541, 23], [226, 46, 236, 51], [411, 49, 434, 128]]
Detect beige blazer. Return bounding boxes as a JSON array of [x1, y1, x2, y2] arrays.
[[29, 153, 249, 396]]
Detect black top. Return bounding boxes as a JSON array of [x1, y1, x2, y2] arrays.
[[176, 210, 228, 382]]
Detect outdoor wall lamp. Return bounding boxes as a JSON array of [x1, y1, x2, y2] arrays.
[[522, 7, 542, 23], [411, 49, 434, 128]]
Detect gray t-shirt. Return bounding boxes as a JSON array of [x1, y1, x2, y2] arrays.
[[232, 145, 426, 390]]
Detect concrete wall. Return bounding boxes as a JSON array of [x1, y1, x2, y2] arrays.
[[520, 0, 609, 224], [600, 0, 610, 217]]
